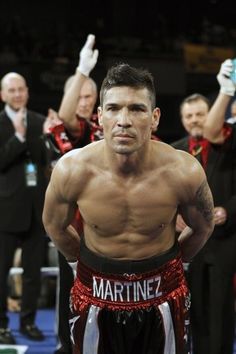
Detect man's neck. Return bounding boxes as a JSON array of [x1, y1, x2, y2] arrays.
[[106, 146, 151, 176]]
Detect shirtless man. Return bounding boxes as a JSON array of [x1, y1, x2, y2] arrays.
[[43, 63, 214, 354]]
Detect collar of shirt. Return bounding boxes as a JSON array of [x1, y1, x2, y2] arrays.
[[188, 136, 210, 169], [188, 137, 209, 153], [5, 104, 27, 126]]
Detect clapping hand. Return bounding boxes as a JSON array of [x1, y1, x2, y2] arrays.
[[13, 108, 26, 138], [43, 108, 61, 134], [214, 206, 227, 225]]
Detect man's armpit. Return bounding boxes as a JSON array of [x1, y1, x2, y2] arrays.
[[195, 180, 214, 222]]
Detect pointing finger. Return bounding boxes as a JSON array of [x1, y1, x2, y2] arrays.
[[84, 34, 95, 49]]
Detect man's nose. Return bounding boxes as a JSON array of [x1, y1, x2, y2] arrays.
[[79, 97, 87, 106], [15, 90, 22, 97], [117, 110, 132, 127], [189, 115, 198, 124]]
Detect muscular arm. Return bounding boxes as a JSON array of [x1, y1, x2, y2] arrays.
[[204, 59, 235, 143], [58, 34, 98, 134], [204, 92, 231, 144], [58, 71, 88, 133], [42, 154, 81, 261], [177, 156, 214, 262]]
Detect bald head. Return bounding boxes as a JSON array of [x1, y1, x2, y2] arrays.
[[1, 72, 29, 111], [1, 72, 27, 90], [64, 75, 97, 94], [64, 75, 97, 119]]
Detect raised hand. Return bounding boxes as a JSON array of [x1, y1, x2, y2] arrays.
[[217, 59, 235, 96], [77, 34, 99, 77]]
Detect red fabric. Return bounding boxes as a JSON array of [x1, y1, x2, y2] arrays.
[[188, 137, 210, 169], [89, 114, 103, 141], [70, 243, 190, 354], [71, 254, 188, 311], [49, 123, 73, 154], [73, 117, 87, 140], [222, 122, 233, 141], [71, 210, 84, 235], [49, 118, 90, 154]]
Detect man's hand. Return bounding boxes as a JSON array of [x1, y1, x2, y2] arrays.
[[217, 59, 235, 96], [214, 206, 227, 225], [43, 108, 61, 134], [13, 108, 26, 139], [176, 214, 187, 233], [77, 34, 99, 77]]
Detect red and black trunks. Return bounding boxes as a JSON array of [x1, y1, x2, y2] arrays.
[[70, 239, 190, 354]]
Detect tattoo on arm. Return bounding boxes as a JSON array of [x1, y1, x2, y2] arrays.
[[195, 180, 214, 222]]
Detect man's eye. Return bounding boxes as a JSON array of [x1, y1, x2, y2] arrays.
[[130, 105, 145, 112], [132, 107, 143, 112]]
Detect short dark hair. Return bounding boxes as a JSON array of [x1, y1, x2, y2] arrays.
[[180, 93, 210, 115], [100, 63, 156, 109]]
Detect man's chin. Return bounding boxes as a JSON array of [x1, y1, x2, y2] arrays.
[[12, 106, 24, 112], [76, 111, 92, 120], [191, 130, 203, 139], [112, 144, 135, 155]]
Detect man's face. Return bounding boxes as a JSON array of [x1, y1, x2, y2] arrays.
[[181, 100, 209, 138], [98, 86, 160, 155], [1, 76, 29, 111], [76, 80, 97, 120]]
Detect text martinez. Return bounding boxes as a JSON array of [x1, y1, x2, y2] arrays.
[[92, 275, 162, 302]]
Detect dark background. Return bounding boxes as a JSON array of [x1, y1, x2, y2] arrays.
[[0, 0, 236, 142]]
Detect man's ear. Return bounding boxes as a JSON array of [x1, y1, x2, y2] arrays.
[[97, 106, 103, 126], [151, 107, 161, 132], [0, 90, 6, 103]]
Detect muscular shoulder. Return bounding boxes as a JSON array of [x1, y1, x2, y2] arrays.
[[50, 140, 103, 200], [155, 142, 206, 201], [55, 140, 102, 174], [174, 148, 207, 202], [154, 140, 197, 171], [174, 148, 202, 175]]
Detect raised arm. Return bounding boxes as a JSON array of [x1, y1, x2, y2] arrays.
[[177, 154, 214, 262], [42, 153, 80, 261], [204, 59, 235, 143], [58, 34, 98, 132]]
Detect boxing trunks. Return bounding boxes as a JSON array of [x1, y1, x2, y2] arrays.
[[70, 239, 190, 354]]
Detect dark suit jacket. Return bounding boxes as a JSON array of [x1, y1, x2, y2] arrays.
[[172, 132, 236, 354], [172, 135, 236, 239], [0, 109, 48, 232]]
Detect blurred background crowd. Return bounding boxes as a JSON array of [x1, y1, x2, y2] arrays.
[[0, 0, 236, 142], [0, 1, 236, 353]]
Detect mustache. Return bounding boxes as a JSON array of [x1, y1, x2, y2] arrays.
[[112, 129, 136, 138], [191, 123, 203, 128]]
